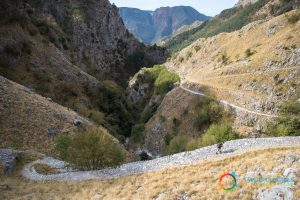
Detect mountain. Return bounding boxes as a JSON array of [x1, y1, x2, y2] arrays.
[[119, 6, 211, 44], [161, 0, 299, 53], [165, 9, 300, 132], [0, 0, 167, 151]]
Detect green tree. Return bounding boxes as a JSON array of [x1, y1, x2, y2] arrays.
[[200, 124, 239, 147], [166, 134, 189, 154], [56, 129, 124, 170], [267, 100, 300, 136], [55, 135, 71, 160]]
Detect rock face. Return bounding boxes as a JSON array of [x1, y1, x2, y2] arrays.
[[0, 0, 168, 139], [119, 6, 211, 44], [0, 0, 167, 86]]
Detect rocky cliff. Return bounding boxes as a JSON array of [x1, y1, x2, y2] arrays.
[[0, 0, 167, 138]]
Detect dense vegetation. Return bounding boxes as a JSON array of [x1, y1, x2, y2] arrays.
[[267, 99, 300, 136], [130, 65, 180, 144], [165, 97, 237, 154], [163, 0, 295, 53], [55, 129, 124, 170]]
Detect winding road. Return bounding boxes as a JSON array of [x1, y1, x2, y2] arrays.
[[179, 82, 278, 118], [22, 137, 300, 182]]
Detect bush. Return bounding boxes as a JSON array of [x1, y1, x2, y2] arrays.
[[164, 133, 173, 145], [154, 67, 180, 94], [56, 129, 124, 170], [88, 110, 105, 125], [194, 45, 201, 52], [185, 139, 199, 151], [178, 57, 184, 63], [194, 98, 224, 130], [141, 103, 159, 123], [55, 135, 71, 160], [166, 134, 189, 154], [286, 12, 300, 24], [186, 51, 193, 59], [245, 48, 256, 57], [200, 124, 239, 147], [220, 53, 230, 65], [267, 100, 300, 136], [131, 123, 145, 142]]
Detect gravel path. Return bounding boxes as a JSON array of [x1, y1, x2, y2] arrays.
[[22, 137, 300, 182], [179, 83, 278, 118]]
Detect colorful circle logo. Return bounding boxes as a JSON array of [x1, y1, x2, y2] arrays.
[[218, 172, 238, 191]]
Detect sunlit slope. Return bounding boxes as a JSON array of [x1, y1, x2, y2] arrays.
[[166, 10, 300, 116]]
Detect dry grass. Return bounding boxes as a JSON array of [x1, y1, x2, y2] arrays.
[[0, 147, 299, 200], [32, 164, 59, 175], [167, 10, 300, 110]]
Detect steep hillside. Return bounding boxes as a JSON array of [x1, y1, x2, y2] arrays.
[[0, 75, 130, 159], [0, 0, 167, 138], [162, 0, 298, 53], [165, 10, 300, 132], [119, 6, 210, 44]]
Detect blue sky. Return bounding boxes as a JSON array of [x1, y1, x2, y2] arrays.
[[109, 0, 239, 16]]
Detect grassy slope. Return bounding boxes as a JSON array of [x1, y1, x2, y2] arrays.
[[166, 10, 300, 116], [0, 76, 128, 158], [1, 147, 299, 199], [162, 0, 295, 53]]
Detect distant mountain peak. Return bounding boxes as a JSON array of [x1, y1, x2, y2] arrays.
[[119, 6, 211, 44]]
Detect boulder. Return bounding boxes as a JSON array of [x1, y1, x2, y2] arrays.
[[257, 186, 293, 200]]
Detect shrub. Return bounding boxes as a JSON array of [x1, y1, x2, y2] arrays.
[[154, 67, 180, 94], [219, 52, 230, 65], [164, 133, 173, 145], [200, 124, 239, 147], [178, 57, 184, 63], [267, 100, 300, 136], [56, 129, 124, 170], [194, 98, 224, 130], [131, 123, 145, 142], [166, 134, 189, 154], [245, 48, 256, 57], [186, 51, 193, 59], [286, 12, 300, 24], [185, 139, 199, 151], [159, 115, 166, 123], [55, 135, 71, 160], [88, 110, 105, 125], [194, 45, 201, 52], [141, 103, 159, 123]]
